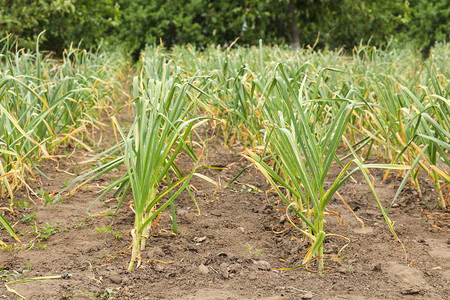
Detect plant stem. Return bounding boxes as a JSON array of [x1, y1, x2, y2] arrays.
[[433, 171, 446, 209], [317, 210, 324, 273], [128, 213, 142, 271], [141, 187, 157, 250]]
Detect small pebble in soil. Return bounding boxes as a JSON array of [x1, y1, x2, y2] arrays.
[[401, 288, 424, 295], [199, 264, 209, 274], [176, 209, 189, 216], [227, 263, 242, 275], [109, 275, 122, 284], [372, 263, 382, 272], [220, 262, 229, 279], [194, 236, 207, 243], [253, 260, 271, 271], [148, 246, 165, 258], [154, 264, 165, 272]]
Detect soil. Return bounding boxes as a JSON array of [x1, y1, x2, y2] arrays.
[[0, 124, 449, 300]]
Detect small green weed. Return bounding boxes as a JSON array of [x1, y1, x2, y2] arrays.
[[27, 222, 69, 249], [0, 266, 30, 282], [73, 221, 86, 229], [95, 287, 117, 299], [60, 179, 70, 188], [21, 212, 36, 223], [95, 225, 122, 239], [231, 184, 260, 194], [35, 222, 67, 240], [36, 188, 44, 197], [245, 245, 262, 257], [13, 198, 31, 209]]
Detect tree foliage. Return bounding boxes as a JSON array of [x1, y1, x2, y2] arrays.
[[0, 0, 448, 55], [0, 0, 120, 53], [406, 0, 450, 55]]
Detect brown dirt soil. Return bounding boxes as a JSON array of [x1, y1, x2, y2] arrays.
[[1, 129, 449, 300]]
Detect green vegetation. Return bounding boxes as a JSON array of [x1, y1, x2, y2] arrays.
[[0, 0, 120, 53], [0, 267, 30, 282], [95, 225, 122, 239], [406, 0, 450, 56], [0, 34, 123, 201], [1, 1, 448, 57], [0, 32, 448, 275], [0, 35, 125, 245]]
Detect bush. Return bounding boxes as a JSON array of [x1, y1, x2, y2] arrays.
[[406, 0, 450, 56], [0, 0, 448, 56], [0, 0, 120, 54]]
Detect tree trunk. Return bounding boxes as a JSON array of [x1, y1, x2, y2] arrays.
[[288, 0, 300, 50]]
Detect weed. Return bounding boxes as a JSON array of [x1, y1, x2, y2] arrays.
[[95, 225, 122, 239], [73, 221, 86, 229], [34, 222, 67, 240], [21, 212, 36, 223], [0, 267, 30, 282], [231, 184, 260, 194], [245, 245, 262, 257], [13, 198, 31, 209], [60, 179, 70, 188], [36, 188, 44, 197], [96, 288, 117, 299], [86, 261, 100, 271]]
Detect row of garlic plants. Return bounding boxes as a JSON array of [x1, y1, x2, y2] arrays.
[[0, 35, 125, 245], [82, 43, 445, 271], [56, 53, 206, 271], [3, 39, 447, 272], [166, 43, 449, 209], [138, 43, 448, 271]]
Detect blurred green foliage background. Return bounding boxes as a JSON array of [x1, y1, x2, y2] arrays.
[[1, 0, 448, 57]]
